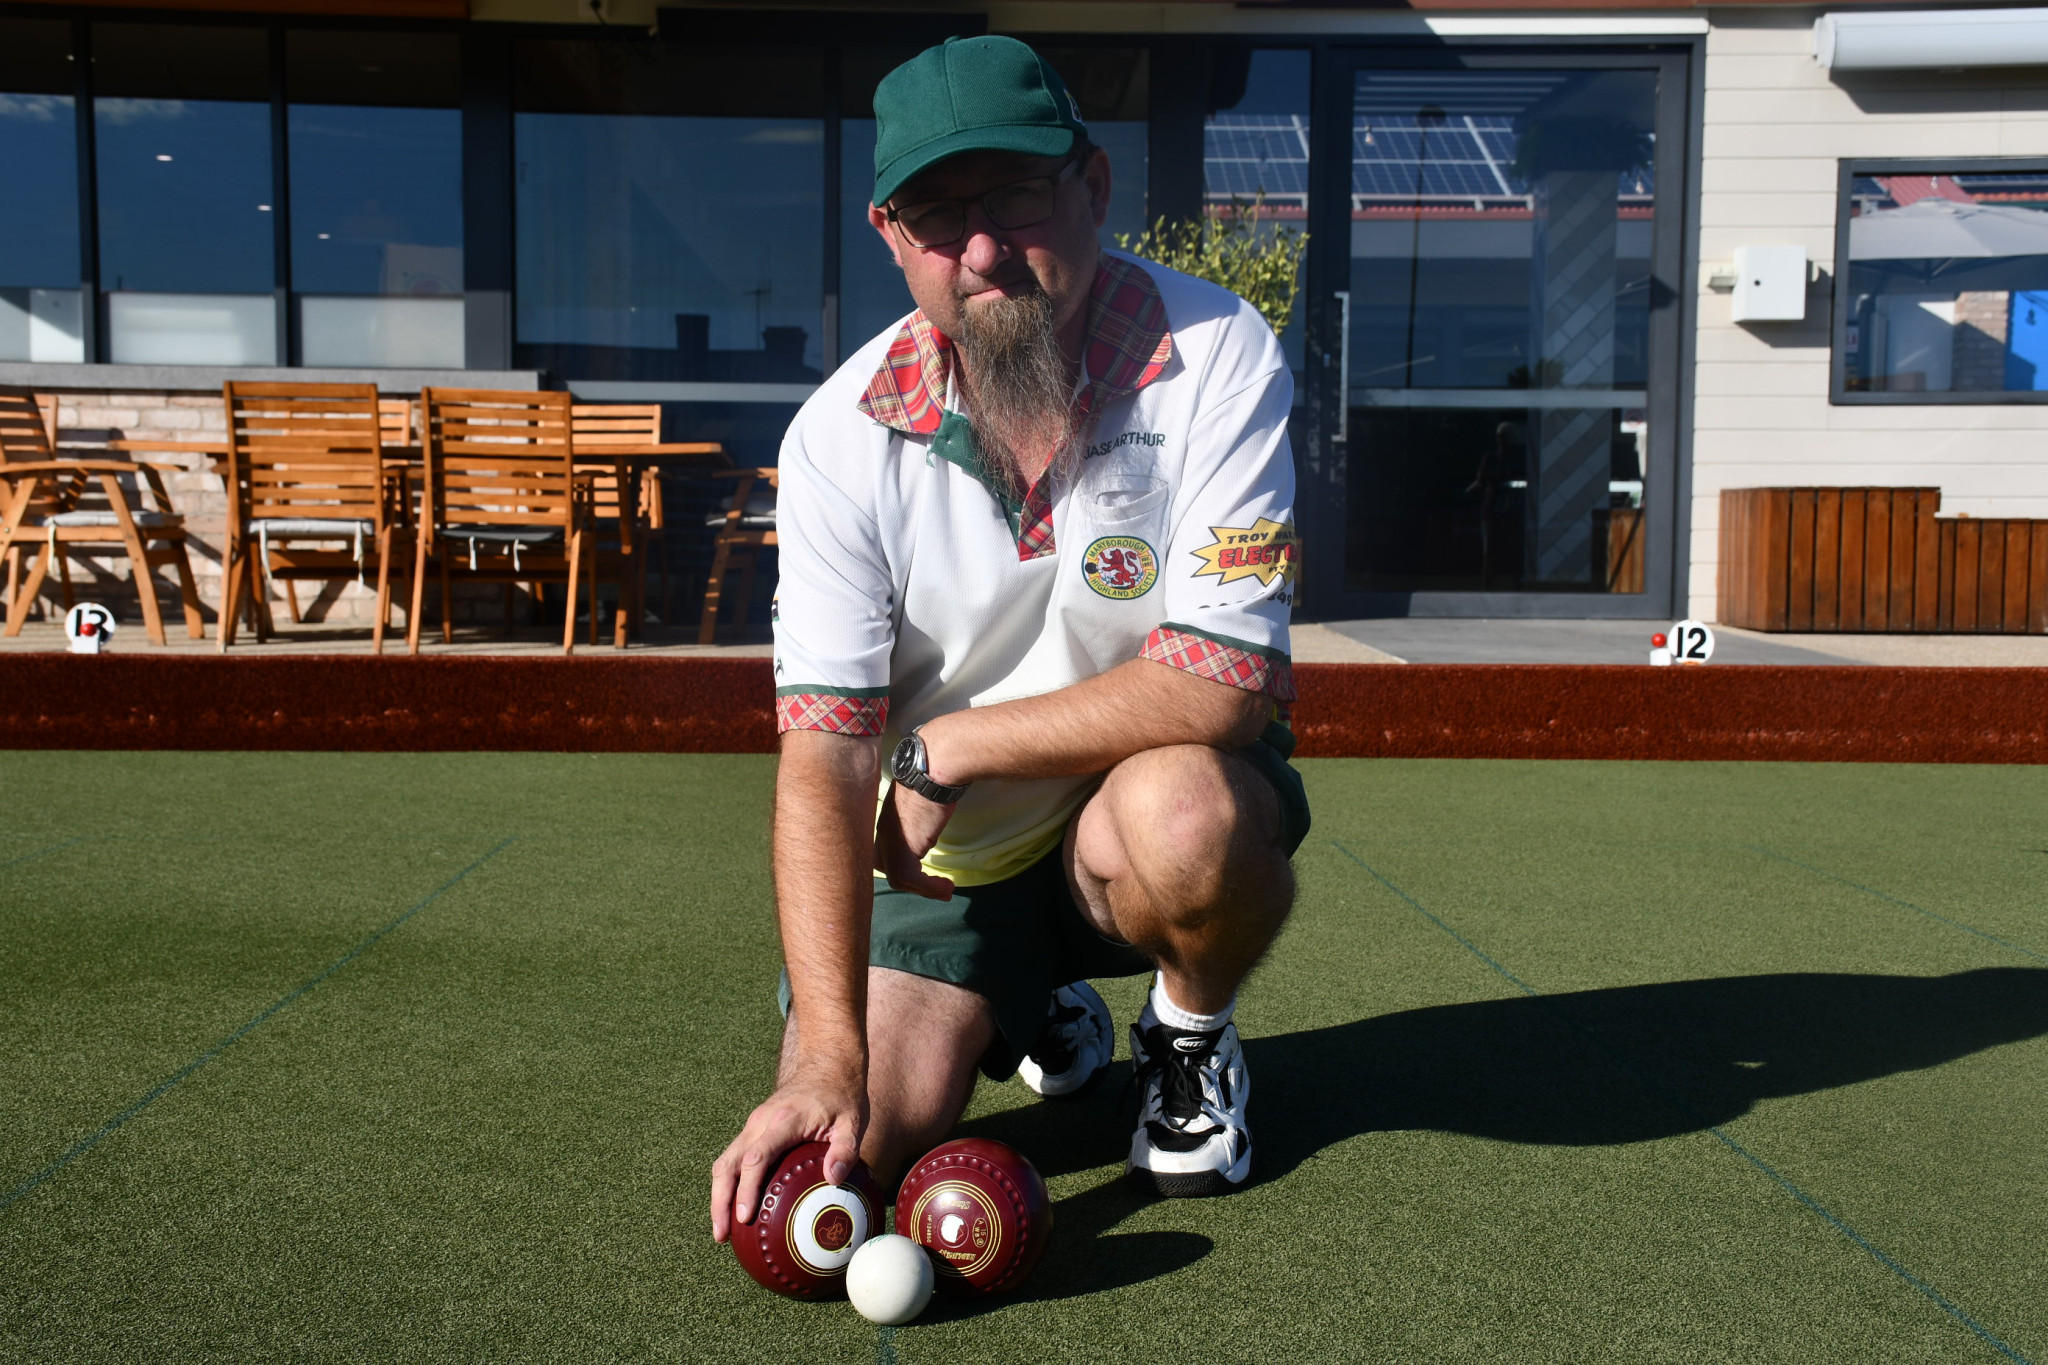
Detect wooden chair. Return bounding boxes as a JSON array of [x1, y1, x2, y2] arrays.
[[572, 403, 667, 642], [0, 388, 202, 645], [412, 388, 594, 655], [220, 382, 408, 652], [379, 397, 415, 450], [0, 390, 77, 629], [698, 467, 778, 644]]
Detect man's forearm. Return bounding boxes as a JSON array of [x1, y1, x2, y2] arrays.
[[920, 657, 1270, 787], [773, 730, 885, 1080]]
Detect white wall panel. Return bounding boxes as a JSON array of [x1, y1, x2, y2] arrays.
[[1690, 10, 2048, 622]]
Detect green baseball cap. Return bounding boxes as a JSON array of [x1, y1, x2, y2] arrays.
[[871, 36, 1086, 208]]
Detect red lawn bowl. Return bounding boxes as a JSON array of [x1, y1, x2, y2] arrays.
[[895, 1138, 1052, 1295], [730, 1141, 883, 1299]]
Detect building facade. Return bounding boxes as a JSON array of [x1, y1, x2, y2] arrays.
[[2, 0, 2043, 626]]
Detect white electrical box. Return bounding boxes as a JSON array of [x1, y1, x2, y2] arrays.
[[1731, 245, 1807, 323]]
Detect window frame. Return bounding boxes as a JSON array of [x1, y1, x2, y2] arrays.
[[1830, 154, 2048, 407]]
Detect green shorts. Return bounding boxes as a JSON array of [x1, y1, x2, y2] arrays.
[[778, 724, 1311, 1081]]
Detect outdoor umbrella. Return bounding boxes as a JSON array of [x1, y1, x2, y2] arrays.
[[1849, 199, 2048, 291]]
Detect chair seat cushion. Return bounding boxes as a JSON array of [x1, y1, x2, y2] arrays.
[[252, 517, 373, 537], [43, 510, 171, 528], [442, 526, 564, 545], [705, 494, 777, 528]]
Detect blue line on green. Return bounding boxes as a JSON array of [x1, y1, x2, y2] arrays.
[[1753, 846, 2047, 965], [1331, 840, 2032, 1365], [1, 837, 86, 871], [0, 837, 517, 1216], [876, 1323, 898, 1364]]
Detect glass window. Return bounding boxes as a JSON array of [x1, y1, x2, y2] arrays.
[[94, 24, 275, 365], [0, 20, 84, 363], [1837, 165, 2048, 399], [1205, 49, 1310, 376], [513, 41, 825, 384], [837, 44, 929, 361], [839, 116, 914, 359], [1343, 67, 1659, 595], [287, 31, 463, 368], [1036, 46, 1148, 248]]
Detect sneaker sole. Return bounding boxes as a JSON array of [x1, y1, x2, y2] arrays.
[[1127, 1162, 1249, 1198]]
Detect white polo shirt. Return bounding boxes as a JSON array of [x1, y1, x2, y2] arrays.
[[773, 251, 1297, 887]]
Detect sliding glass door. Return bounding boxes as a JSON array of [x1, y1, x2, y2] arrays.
[[1304, 46, 1690, 617]]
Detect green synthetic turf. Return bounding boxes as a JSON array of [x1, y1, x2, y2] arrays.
[[2, 752, 2045, 1363]]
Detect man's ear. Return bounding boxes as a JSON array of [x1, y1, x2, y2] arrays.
[[868, 204, 905, 269], [1083, 147, 1112, 232]]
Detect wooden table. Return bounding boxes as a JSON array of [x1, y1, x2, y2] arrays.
[[105, 437, 732, 648]]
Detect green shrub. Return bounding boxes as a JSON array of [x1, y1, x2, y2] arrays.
[[1116, 195, 1309, 338]]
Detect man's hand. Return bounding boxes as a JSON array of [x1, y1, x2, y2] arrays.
[[875, 781, 956, 900], [709, 1069, 868, 1243]]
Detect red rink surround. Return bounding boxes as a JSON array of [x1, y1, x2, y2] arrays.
[[1, 656, 2044, 763]]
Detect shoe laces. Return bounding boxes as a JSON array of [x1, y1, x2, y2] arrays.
[[1132, 1024, 1223, 1130]]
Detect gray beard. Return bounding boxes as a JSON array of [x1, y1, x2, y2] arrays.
[[954, 287, 1079, 495]]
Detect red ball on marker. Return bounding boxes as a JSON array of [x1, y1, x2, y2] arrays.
[[1651, 632, 1667, 648], [896, 1138, 1052, 1296], [730, 1141, 882, 1299]]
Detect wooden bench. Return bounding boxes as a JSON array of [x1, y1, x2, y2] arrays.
[[1719, 487, 2048, 634]]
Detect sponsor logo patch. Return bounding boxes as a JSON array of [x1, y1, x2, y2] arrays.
[[1081, 535, 1159, 599], [1191, 518, 1297, 588]]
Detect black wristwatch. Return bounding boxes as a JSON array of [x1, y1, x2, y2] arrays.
[[890, 726, 970, 804]]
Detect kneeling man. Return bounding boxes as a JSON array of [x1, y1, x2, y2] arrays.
[[711, 34, 1308, 1243]]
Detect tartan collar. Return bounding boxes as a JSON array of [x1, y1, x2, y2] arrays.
[[857, 254, 1173, 437]]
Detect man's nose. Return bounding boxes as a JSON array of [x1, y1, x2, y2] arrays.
[[956, 205, 1012, 277]]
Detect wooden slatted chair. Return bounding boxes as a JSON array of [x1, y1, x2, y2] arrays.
[[0, 387, 202, 645], [220, 382, 407, 652], [572, 402, 667, 641], [0, 390, 77, 629], [412, 388, 593, 655], [698, 467, 778, 644]]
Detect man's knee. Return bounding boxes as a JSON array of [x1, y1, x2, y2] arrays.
[[1095, 744, 1287, 914]]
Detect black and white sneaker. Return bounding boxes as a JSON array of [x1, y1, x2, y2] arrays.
[[1126, 1019, 1252, 1197], [1016, 982, 1114, 1099]]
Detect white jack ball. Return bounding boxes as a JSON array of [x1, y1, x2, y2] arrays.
[[845, 1233, 935, 1325]]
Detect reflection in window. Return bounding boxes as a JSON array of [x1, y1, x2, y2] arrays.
[[1205, 49, 1310, 375], [1346, 405, 1647, 594], [1036, 47, 1148, 249], [514, 42, 824, 384], [1347, 69, 1655, 394], [287, 31, 463, 369], [1344, 68, 1660, 593], [94, 24, 275, 365], [839, 117, 915, 360], [1842, 171, 2048, 395], [0, 19, 83, 363]]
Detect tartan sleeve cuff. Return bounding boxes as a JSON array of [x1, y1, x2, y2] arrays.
[[775, 687, 891, 736], [1140, 624, 1297, 702]]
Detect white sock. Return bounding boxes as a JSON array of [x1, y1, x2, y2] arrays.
[[1143, 973, 1234, 1034]]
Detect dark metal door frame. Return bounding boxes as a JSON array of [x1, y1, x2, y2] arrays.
[[1301, 40, 1698, 622]]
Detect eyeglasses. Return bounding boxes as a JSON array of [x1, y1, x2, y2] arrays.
[[885, 155, 1083, 249]]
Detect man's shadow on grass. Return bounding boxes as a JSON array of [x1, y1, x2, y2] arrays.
[[956, 967, 2048, 1292]]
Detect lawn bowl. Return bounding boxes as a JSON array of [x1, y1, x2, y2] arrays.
[[730, 1141, 882, 1299], [895, 1137, 1052, 1295]]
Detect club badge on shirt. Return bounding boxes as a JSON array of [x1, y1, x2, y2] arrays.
[[1081, 535, 1159, 599], [1192, 519, 1297, 587]]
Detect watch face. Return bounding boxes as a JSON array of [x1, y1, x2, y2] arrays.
[[892, 735, 919, 782]]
